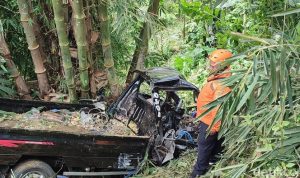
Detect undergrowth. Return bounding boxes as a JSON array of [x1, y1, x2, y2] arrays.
[[133, 150, 197, 178]]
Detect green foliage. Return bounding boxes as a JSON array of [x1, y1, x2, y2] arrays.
[[159, 1, 178, 27], [171, 46, 211, 84], [0, 56, 15, 97], [195, 26, 300, 178], [180, 0, 201, 17], [173, 56, 193, 73], [109, 0, 158, 78], [178, 0, 298, 50], [0, 0, 35, 80]]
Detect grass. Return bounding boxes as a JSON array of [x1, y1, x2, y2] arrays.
[[133, 149, 197, 178]]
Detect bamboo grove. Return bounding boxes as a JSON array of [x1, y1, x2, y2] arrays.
[[0, 0, 160, 101]]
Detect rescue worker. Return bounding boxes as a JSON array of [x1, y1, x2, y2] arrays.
[[190, 49, 232, 177]]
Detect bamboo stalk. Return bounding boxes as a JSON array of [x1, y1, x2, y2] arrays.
[[85, 0, 97, 97], [0, 21, 32, 100], [52, 0, 77, 102], [98, 0, 119, 97], [28, 1, 47, 63], [17, 0, 50, 98], [125, 0, 160, 85], [71, 0, 90, 98]]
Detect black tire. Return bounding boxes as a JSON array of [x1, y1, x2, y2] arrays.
[[9, 160, 55, 178]]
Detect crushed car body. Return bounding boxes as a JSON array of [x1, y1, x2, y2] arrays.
[[109, 67, 199, 164]]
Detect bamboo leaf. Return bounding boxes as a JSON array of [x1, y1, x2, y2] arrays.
[[257, 109, 277, 132], [221, 74, 244, 87], [230, 32, 275, 45], [218, 101, 228, 137], [271, 8, 300, 17], [230, 165, 248, 178], [236, 126, 252, 143], [279, 137, 300, 147], [284, 126, 300, 135], [193, 105, 217, 123], [0, 85, 14, 96], [270, 52, 278, 99], [286, 70, 294, 109], [248, 90, 255, 114], [257, 79, 272, 103], [204, 93, 230, 108], [211, 164, 246, 172], [207, 105, 224, 135], [235, 75, 259, 111], [0, 78, 11, 85], [226, 89, 241, 120]]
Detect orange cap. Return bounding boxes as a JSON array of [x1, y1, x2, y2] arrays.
[[209, 49, 233, 63]]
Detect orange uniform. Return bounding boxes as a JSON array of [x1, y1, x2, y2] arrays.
[[196, 72, 231, 133], [191, 49, 233, 178]]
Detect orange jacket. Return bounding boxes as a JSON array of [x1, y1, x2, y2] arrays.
[[196, 72, 231, 133]]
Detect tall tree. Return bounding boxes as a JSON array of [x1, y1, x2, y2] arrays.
[[125, 0, 160, 85], [71, 0, 90, 98], [52, 0, 77, 102], [0, 21, 31, 100], [17, 0, 50, 98], [98, 0, 119, 97]]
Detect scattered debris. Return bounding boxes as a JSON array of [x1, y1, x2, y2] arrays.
[[0, 108, 137, 136]]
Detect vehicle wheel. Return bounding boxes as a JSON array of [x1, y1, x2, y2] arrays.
[[9, 160, 55, 178]]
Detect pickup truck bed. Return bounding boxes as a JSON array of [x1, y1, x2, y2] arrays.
[[0, 128, 148, 170], [0, 98, 149, 177]]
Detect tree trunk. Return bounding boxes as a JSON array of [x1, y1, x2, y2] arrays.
[[125, 0, 160, 85], [0, 29, 32, 100], [17, 0, 50, 98], [28, 1, 48, 63], [85, 0, 97, 98], [71, 0, 90, 98], [33, 21, 47, 63], [98, 0, 119, 98], [52, 0, 77, 102]]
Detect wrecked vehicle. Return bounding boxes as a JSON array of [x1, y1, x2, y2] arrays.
[[0, 67, 199, 177], [108, 67, 199, 164]]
